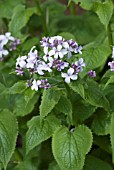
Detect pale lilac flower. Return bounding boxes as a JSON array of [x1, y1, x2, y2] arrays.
[[108, 61, 114, 71], [0, 44, 9, 59], [31, 79, 41, 91], [16, 56, 27, 68], [74, 58, 85, 72], [0, 32, 15, 46], [49, 45, 66, 59], [61, 68, 78, 83], [37, 61, 52, 75], [88, 70, 96, 78]]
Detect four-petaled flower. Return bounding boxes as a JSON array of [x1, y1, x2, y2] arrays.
[[62, 68, 78, 83], [31, 80, 41, 91]]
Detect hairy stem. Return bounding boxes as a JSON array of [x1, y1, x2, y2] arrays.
[[34, 0, 48, 35]]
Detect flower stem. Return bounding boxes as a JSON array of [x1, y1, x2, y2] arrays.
[[14, 149, 23, 163], [107, 22, 113, 48], [34, 0, 48, 35], [69, 1, 76, 15]]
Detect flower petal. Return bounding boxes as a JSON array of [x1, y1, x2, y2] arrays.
[[70, 74, 78, 80], [65, 77, 70, 83], [68, 68, 74, 75]]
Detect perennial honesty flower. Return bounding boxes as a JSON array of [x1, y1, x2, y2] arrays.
[[62, 68, 78, 83], [0, 32, 20, 60], [16, 35, 85, 90]]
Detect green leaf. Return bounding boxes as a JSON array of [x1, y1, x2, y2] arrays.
[[72, 95, 96, 122], [59, 32, 76, 40], [91, 109, 111, 135], [110, 112, 114, 163], [68, 79, 85, 98], [49, 12, 104, 45], [72, 0, 97, 10], [80, 44, 111, 78], [94, 0, 113, 27], [52, 125, 93, 170], [48, 161, 60, 170], [84, 79, 110, 111], [9, 81, 27, 94], [94, 136, 112, 154], [13, 93, 39, 116], [83, 155, 113, 170], [22, 37, 39, 52], [55, 95, 72, 123], [9, 5, 37, 39], [0, 0, 25, 19], [0, 110, 18, 169], [104, 85, 114, 112], [104, 75, 114, 88], [40, 87, 61, 120], [26, 114, 60, 154]]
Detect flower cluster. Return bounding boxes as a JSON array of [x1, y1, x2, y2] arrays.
[[0, 32, 20, 61], [108, 46, 114, 71], [16, 36, 85, 91]]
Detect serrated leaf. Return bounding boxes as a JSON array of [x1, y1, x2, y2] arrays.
[[13, 93, 39, 116], [0, 110, 18, 169], [83, 155, 113, 170], [94, 0, 113, 27], [110, 112, 114, 163], [84, 79, 110, 111], [104, 85, 114, 112], [80, 44, 111, 78], [9, 5, 37, 39], [9, 81, 27, 94], [26, 114, 60, 154], [52, 125, 93, 170], [40, 87, 61, 120], [68, 79, 85, 98], [91, 109, 111, 135]]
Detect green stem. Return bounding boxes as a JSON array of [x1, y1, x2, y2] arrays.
[[34, 0, 48, 35], [14, 149, 23, 163], [107, 22, 113, 48], [69, 1, 76, 15]]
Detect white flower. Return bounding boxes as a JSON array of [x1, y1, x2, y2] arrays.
[[49, 45, 66, 59], [49, 36, 62, 44], [112, 46, 114, 58], [0, 46, 9, 58], [16, 56, 27, 68], [31, 79, 41, 91], [0, 32, 15, 46], [37, 61, 52, 75], [62, 42, 73, 58], [61, 68, 78, 83], [75, 58, 85, 71]]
